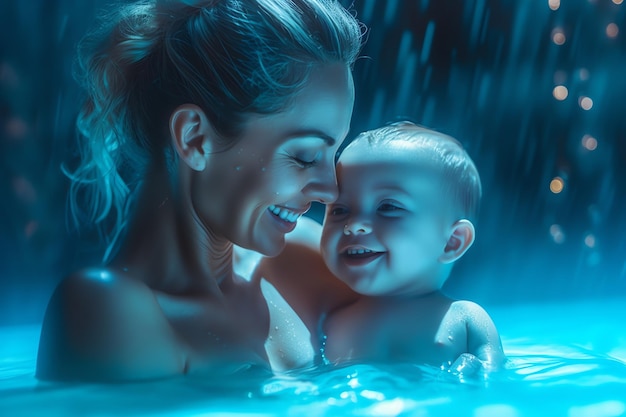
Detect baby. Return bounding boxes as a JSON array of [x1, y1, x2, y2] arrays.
[[257, 122, 505, 374], [318, 122, 505, 373]]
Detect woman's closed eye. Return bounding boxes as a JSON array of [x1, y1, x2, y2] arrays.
[[292, 156, 318, 168], [291, 150, 322, 168]]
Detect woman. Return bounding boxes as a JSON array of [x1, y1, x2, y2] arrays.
[[36, 0, 362, 382]]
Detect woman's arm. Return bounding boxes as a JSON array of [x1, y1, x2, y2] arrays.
[[252, 217, 358, 371]]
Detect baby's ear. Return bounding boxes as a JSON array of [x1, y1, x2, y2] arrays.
[[439, 219, 475, 264], [169, 104, 213, 171]]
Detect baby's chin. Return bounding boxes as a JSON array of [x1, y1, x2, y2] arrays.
[[343, 279, 439, 298], [339, 277, 386, 297]]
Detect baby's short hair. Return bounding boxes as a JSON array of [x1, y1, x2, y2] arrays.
[[344, 121, 482, 222]]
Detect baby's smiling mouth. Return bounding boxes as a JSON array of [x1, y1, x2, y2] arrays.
[[342, 247, 385, 259]]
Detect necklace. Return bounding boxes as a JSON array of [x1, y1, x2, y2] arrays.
[[317, 313, 330, 365]]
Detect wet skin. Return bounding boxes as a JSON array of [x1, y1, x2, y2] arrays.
[[321, 141, 455, 297], [320, 140, 505, 369], [255, 139, 505, 372], [36, 64, 355, 382]]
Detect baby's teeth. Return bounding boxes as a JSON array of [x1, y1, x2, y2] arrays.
[[347, 248, 373, 255]]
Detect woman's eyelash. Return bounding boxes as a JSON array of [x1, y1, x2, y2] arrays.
[[293, 157, 318, 168]]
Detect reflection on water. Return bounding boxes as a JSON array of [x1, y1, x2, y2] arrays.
[[2, 300, 626, 416]]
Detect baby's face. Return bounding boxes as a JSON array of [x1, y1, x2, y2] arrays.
[[320, 140, 454, 297]]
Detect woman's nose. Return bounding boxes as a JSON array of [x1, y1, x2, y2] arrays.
[[313, 181, 339, 204], [303, 168, 339, 204]]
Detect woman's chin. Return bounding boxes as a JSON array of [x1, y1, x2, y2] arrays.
[[253, 237, 286, 258]]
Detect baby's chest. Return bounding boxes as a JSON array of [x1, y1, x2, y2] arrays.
[[323, 306, 466, 365]]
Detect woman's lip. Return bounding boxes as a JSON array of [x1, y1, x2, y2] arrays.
[[266, 208, 298, 233]]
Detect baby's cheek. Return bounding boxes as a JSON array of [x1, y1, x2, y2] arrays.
[[320, 228, 338, 259]]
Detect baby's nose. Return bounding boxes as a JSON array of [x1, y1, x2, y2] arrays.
[[343, 220, 372, 235]]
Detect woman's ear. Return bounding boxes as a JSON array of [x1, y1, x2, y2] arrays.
[[169, 104, 213, 171], [439, 219, 475, 264]]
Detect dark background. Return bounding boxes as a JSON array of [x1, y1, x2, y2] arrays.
[[1, 0, 625, 325]]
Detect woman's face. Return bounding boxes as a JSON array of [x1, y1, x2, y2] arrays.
[[195, 64, 355, 256]]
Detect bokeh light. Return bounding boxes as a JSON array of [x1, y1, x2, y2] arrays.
[[550, 177, 565, 194], [549, 0, 561, 10], [553, 85, 569, 100], [578, 68, 590, 81], [550, 224, 566, 244], [552, 28, 566, 45], [606, 23, 619, 38], [579, 96, 594, 110], [582, 134, 598, 151], [612, 0, 623, 5], [584, 234, 596, 248]]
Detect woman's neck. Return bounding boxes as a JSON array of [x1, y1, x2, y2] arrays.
[[111, 164, 233, 297]]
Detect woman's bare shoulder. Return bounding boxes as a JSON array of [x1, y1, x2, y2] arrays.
[[36, 267, 185, 382]]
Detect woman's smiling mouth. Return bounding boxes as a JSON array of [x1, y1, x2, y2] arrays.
[[267, 204, 306, 233], [268, 205, 301, 223]]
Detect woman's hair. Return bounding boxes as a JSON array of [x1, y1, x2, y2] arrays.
[[67, 0, 364, 260], [345, 121, 482, 222]]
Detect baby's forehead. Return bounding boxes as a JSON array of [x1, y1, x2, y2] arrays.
[[339, 138, 438, 167]]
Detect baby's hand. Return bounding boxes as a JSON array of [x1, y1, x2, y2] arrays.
[[447, 353, 483, 376]]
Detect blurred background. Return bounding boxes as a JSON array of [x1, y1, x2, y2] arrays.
[[1, 0, 624, 326]]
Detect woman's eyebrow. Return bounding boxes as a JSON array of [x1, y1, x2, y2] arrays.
[[285, 129, 337, 146]]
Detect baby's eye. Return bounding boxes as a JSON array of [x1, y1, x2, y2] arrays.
[[378, 203, 402, 212], [328, 206, 348, 216]]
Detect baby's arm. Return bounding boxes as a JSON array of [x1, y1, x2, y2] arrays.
[[440, 301, 506, 375], [454, 301, 506, 371]]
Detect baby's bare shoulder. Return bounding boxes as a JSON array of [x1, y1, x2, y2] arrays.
[[449, 299, 493, 322], [450, 299, 484, 311]]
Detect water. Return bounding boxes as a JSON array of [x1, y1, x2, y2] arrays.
[[2, 299, 625, 417], [1, 1, 625, 414]]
